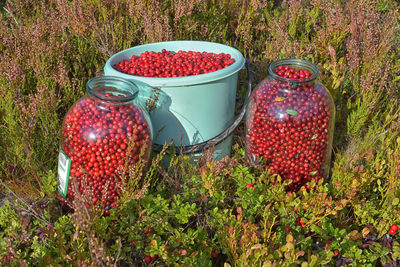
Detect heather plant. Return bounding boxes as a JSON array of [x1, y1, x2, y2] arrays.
[[0, 0, 400, 266]]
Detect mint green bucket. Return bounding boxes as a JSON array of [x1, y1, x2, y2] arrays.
[[104, 41, 248, 161]]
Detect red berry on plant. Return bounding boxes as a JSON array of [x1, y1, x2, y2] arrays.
[[144, 255, 151, 263], [389, 228, 397, 235], [296, 217, 306, 227], [390, 224, 398, 232], [211, 251, 218, 258]]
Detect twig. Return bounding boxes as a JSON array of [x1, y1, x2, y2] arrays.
[[0, 178, 52, 226], [157, 166, 182, 189], [3, 7, 19, 27], [114, 237, 122, 266]]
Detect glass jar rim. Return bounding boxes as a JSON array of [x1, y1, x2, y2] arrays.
[[86, 76, 139, 102], [268, 58, 319, 83]]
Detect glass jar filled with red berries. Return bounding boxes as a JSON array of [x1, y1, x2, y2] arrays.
[[57, 76, 153, 214], [246, 58, 335, 191]]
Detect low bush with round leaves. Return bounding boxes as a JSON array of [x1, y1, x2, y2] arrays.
[[1, 147, 400, 266]]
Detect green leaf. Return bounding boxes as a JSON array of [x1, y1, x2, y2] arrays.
[[286, 234, 294, 243], [311, 134, 318, 140], [392, 241, 400, 259], [393, 198, 399, 206], [310, 171, 317, 175], [286, 109, 298, 116], [242, 200, 248, 209]]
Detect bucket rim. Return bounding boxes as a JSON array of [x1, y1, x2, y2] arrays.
[[104, 40, 245, 87]]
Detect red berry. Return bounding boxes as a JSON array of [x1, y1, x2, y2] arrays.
[[285, 226, 291, 232], [390, 224, 398, 232], [144, 255, 151, 263], [246, 183, 253, 190], [211, 251, 218, 258], [113, 50, 235, 77], [296, 217, 306, 227], [389, 229, 397, 235]]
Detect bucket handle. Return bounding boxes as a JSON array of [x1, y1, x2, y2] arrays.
[[153, 59, 252, 154]]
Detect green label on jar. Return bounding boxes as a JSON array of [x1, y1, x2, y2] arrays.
[[57, 148, 71, 198]]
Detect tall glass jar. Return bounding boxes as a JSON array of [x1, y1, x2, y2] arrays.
[[57, 76, 153, 214], [246, 59, 335, 191]]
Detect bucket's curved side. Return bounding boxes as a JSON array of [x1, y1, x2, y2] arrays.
[[151, 72, 238, 147]]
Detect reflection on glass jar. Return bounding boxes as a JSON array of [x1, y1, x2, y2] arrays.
[[246, 59, 335, 191]]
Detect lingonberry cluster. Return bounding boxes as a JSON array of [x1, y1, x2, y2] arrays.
[[389, 224, 398, 235], [144, 254, 156, 263], [113, 49, 235, 77], [246, 65, 333, 191], [246, 183, 255, 191], [60, 94, 151, 213], [275, 65, 312, 79]]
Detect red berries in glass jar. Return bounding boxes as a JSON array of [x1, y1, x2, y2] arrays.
[[246, 59, 335, 191], [57, 76, 152, 212], [113, 49, 235, 77]]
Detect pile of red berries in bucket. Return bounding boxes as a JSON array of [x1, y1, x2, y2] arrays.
[[57, 77, 152, 215], [246, 59, 335, 191], [113, 49, 235, 77]]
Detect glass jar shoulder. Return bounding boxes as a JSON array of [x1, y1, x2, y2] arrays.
[[61, 96, 152, 149], [248, 78, 334, 122]]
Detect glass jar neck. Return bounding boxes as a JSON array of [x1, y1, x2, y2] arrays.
[[268, 58, 319, 88], [86, 76, 138, 103]]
